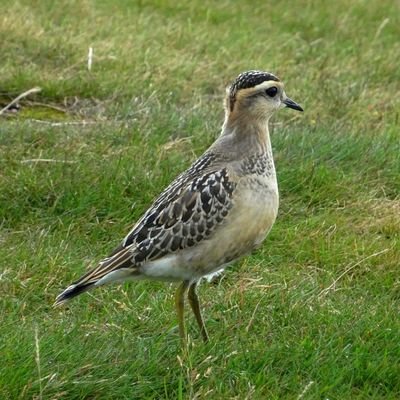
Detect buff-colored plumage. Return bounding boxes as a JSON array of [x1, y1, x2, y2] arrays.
[[55, 70, 303, 343]]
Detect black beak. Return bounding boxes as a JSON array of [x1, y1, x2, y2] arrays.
[[283, 97, 303, 112]]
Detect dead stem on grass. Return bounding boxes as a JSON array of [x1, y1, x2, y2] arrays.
[[21, 159, 77, 164], [34, 326, 43, 400], [318, 248, 390, 298], [0, 87, 41, 116]]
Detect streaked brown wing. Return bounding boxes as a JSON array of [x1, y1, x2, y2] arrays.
[[74, 167, 237, 287], [124, 168, 236, 264]]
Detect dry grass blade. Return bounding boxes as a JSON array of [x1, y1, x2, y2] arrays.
[[29, 119, 98, 126], [0, 87, 41, 115], [318, 248, 390, 298], [34, 326, 43, 400], [20, 158, 77, 164]]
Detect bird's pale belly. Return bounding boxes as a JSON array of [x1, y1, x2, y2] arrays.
[[142, 177, 279, 282], [181, 178, 279, 277]]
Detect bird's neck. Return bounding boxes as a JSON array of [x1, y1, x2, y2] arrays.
[[217, 112, 273, 158]]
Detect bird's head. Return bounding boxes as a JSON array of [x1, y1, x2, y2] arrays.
[[226, 70, 303, 122]]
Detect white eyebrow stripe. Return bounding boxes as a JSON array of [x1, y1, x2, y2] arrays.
[[253, 81, 282, 91]]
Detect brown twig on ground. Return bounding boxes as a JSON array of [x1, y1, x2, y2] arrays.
[[25, 101, 68, 114]]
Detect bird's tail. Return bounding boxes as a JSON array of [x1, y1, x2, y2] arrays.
[[54, 246, 137, 306], [54, 281, 96, 305]]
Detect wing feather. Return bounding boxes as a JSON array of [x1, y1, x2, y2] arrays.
[[59, 153, 237, 292], [127, 167, 237, 262]]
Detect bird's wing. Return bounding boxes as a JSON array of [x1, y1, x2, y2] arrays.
[[70, 166, 237, 287]]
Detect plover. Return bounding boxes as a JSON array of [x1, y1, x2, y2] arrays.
[[55, 70, 303, 343]]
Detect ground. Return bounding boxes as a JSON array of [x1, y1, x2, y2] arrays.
[[0, 0, 399, 399]]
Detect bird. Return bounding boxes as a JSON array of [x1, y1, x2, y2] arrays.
[[55, 70, 303, 343]]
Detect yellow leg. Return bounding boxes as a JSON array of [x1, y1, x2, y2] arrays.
[[188, 282, 209, 343], [175, 281, 190, 344]]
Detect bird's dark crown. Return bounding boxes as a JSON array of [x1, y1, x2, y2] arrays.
[[228, 70, 280, 111]]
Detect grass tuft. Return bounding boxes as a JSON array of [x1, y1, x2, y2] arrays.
[[1, 0, 399, 398]]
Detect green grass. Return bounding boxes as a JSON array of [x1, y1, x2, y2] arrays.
[[1, 0, 399, 398]]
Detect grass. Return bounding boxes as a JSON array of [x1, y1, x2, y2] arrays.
[[1, 0, 399, 398]]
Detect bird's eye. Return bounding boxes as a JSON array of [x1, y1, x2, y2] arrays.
[[265, 87, 278, 97]]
